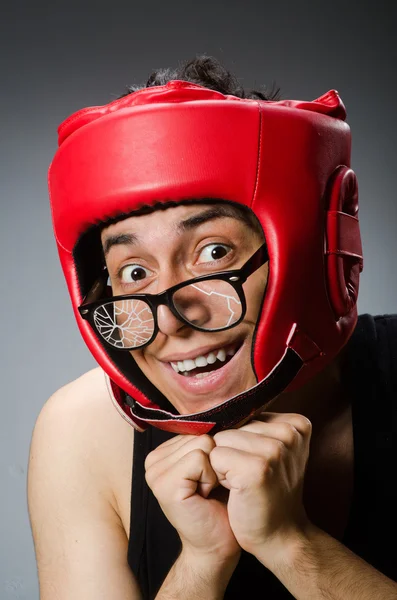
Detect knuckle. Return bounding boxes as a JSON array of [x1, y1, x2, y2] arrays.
[[251, 456, 272, 483], [184, 434, 215, 455], [196, 434, 216, 453], [286, 414, 312, 437], [208, 444, 223, 462], [184, 448, 208, 463], [297, 416, 312, 436], [144, 451, 157, 472], [281, 423, 299, 447], [268, 439, 286, 462], [213, 433, 230, 448], [213, 430, 228, 444]]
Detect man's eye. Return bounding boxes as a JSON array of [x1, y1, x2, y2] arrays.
[[197, 244, 231, 263], [119, 264, 151, 284]]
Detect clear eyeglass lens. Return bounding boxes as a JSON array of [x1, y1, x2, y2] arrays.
[[93, 280, 242, 349]]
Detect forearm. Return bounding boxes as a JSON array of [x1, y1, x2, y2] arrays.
[[259, 524, 397, 600], [155, 548, 238, 600]]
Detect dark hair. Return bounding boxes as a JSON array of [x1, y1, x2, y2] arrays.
[[117, 54, 281, 101]]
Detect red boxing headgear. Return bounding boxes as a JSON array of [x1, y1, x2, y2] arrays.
[[48, 80, 363, 435]]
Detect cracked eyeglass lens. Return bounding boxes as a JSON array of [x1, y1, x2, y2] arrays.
[[93, 299, 155, 349], [173, 280, 242, 330], [93, 280, 242, 349]]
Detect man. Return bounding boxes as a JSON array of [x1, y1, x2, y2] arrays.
[[28, 56, 397, 599]]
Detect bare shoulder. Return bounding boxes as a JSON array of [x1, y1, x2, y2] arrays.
[[33, 367, 135, 537], [28, 368, 140, 598]]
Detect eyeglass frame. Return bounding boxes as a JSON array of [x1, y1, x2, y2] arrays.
[[78, 242, 269, 351]]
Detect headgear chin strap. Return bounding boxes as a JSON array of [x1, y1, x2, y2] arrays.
[[48, 80, 363, 435]]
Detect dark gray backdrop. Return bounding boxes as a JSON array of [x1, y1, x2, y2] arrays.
[[1, 1, 395, 597]]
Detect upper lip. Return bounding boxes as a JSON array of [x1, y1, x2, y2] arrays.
[[158, 340, 242, 363]]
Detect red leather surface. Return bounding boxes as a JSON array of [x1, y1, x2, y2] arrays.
[[50, 101, 261, 253], [286, 324, 322, 363], [57, 82, 346, 145], [48, 81, 362, 432], [140, 420, 215, 435], [325, 167, 363, 318]]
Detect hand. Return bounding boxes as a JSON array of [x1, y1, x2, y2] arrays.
[[145, 433, 241, 565], [209, 413, 312, 567]]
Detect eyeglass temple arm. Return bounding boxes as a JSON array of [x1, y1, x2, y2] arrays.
[[238, 242, 269, 281], [81, 267, 109, 305]]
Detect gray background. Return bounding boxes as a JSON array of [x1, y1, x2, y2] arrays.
[[1, 0, 396, 597]]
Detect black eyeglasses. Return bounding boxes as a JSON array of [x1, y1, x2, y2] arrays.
[[78, 242, 269, 350]]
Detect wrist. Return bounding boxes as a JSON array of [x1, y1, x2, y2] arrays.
[[180, 544, 240, 591], [156, 547, 239, 600], [254, 520, 317, 576]]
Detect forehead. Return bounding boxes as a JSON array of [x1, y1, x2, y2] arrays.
[[100, 202, 252, 250], [101, 203, 212, 235]]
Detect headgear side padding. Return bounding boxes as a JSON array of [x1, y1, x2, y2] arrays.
[[325, 167, 363, 319]]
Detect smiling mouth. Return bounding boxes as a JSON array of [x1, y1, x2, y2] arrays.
[[169, 342, 242, 379]]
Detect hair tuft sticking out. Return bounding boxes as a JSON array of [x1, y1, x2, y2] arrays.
[[118, 54, 281, 101]]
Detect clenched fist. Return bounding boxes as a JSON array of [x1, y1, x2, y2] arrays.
[[210, 412, 312, 567], [145, 432, 241, 565]]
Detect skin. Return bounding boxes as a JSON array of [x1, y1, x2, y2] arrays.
[[101, 203, 268, 414], [99, 203, 387, 599]]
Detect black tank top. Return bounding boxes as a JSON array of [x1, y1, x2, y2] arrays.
[[127, 314, 397, 599]]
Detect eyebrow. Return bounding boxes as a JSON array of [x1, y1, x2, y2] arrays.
[[103, 232, 138, 257], [102, 205, 244, 257], [177, 206, 243, 232]]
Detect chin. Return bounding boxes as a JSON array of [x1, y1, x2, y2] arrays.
[[169, 377, 257, 415]]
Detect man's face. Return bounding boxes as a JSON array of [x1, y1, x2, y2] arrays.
[[101, 203, 268, 414]]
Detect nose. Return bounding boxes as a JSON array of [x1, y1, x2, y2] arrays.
[[156, 304, 186, 336], [155, 269, 185, 337]]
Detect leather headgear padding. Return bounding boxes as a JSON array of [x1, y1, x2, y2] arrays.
[[325, 167, 363, 318], [48, 81, 362, 434]]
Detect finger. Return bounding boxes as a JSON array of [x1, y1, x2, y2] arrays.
[[151, 448, 219, 501], [157, 433, 187, 448], [144, 435, 187, 470], [145, 433, 208, 470], [145, 435, 216, 483], [241, 413, 312, 438], [210, 446, 273, 491], [214, 426, 299, 454]]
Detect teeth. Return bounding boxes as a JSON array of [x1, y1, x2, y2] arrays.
[[170, 344, 237, 373], [195, 356, 208, 368], [216, 348, 226, 362], [184, 359, 196, 371], [206, 352, 217, 364], [194, 372, 212, 379]]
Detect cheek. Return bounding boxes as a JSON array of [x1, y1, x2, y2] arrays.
[[130, 349, 161, 382]]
